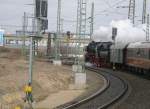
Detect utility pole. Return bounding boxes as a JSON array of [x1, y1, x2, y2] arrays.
[[146, 14, 149, 41], [76, 0, 87, 37], [76, 0, 81, 37], [142, 0, 147, 24], [128, 0, 135, 24], [28, 0, 37, 84], [47, 33, 51, 56], [75, 0, 81, 64], [60, 18, 64, 34], [29, 36, 33, 84], [53, 0, 62, 65], [79, 0, 87, 38], [56, 0, 61, 60], [32, 17, 36, 35], [22, 12, 28, 55], [34, 0, 38, 56], [75, 0, 87, 66], [32, 0, 36, 35], [90, 2, 94, 40]]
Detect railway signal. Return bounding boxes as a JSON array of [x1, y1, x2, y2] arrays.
[[66, 31, 71, 41], [112, 27, 117, 41]]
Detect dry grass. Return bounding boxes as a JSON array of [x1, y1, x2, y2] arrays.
[[0, 47, 72, 107]]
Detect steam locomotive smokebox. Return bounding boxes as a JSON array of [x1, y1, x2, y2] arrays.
[[53, 60, 62, 66]]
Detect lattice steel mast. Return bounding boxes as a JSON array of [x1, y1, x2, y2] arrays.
[[80, 0, 87, 37], [128, 0, 135, 24], [142, 0, 147, 24], [146, 14, 149, 41], [22, 12, 28, 55], [76, 0, 87, 36], [76, 0, 81, 36], [75, 0, 87, 71], [55, 0, 61, 60], [90, 2, 94, 40]]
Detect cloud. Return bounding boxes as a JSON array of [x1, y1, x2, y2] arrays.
[[92, 19, 146, 43], [92, 26, 111, 42]]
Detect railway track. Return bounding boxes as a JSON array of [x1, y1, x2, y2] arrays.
[[58, 66, 128, 109], [106, 69, 150, 109]]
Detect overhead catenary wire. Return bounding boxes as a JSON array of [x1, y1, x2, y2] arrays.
[[55, 0, 128, 34], [0, 0, 133, 34], [96, 0, 128, 14], [56, 0, 129, 25]]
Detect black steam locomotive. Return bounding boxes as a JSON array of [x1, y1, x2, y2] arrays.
[[85, 41, 150, 73]]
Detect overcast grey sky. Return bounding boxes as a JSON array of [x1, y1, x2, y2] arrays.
[[0, 0, 149, 34]]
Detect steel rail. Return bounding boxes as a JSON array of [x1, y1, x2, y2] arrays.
[[59, 66, 128, 109]]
